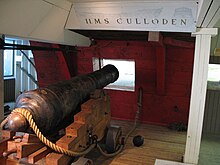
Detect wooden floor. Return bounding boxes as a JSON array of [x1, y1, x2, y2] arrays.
[[86, 120, 187, 165], [1, 120, 186, 165]]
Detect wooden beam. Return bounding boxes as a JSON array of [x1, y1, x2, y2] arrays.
[[148, 32, 163, 46], [156, 46, 166, 95], [184, 28, 217, 164], [28, 147, 51, 164], [0, 137, 9, 165], [8, 141, 44, 158], [22, 133, 41, 143], [1, 130, 16, 139], [46, 95, 111, 165]]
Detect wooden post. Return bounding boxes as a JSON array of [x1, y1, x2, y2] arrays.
[[148, 32, 166, 95], [0, 35, 4, 122], [184, 28, 217, 164]]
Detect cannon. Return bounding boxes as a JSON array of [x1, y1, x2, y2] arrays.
[[0, 64, 142, 165], [7, 64, 119, 135]]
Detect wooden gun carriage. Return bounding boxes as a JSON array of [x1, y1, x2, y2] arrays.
[[0, 65, 123, 165]]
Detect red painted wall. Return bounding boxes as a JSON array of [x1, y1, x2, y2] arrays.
[[77, 40, 194, 126], [30, 41, 72, 87], [31, 39, 194, 126]]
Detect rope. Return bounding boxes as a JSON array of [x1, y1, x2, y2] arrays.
[[0, 117, 9, 130], [1, 86, 143, 158], [2, 108, 96, 157]]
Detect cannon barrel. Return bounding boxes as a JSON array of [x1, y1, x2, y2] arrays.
[[8, 64, 119, 135]]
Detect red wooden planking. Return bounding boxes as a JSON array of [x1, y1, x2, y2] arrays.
[[166, 71, 193, 85], [51, 44, 71, 80], [136, 69, 156, 83], [76, 40, 194, 125], [166, 47, 194, 63], [166, 84, 192, 97], [32, 39, 194, 126], [30, 41, 72, 87], [164, 37, 195, 48], [136, 59, 156, 70], [166, 61, 193, 72], [156, 47, 166, 95]]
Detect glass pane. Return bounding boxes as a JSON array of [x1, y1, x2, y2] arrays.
[[103, 59, 135, 91], [207, 64, 220, 90], [4, 39, 14, 77]]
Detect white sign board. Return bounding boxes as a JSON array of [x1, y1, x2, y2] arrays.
[[65, 1, 197, 32]]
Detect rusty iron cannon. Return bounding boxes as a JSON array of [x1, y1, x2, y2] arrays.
[[7, 64, 119, 135], [0, 64, 143, 165]]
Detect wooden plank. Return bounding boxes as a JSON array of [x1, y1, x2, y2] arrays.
[[0, 138, 9, 155], [46, 153, 73, 165], [7, 141, 17, 151], [156, 46, 166, 95], [16, 142, 44, 158], [1, 130, 15, 139], [28, 146, 51, 164], [66, 123, 86, 137], [74, 111, 92, 124], [56, 133, 87, 151], [0, 137, 9, 165], [47, 96, 110, 165], [22, 133, 41, 143]]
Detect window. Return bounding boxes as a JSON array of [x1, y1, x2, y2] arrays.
[[4, 39, 14, 77], [207, 64, 220, 90], [93, 58, 135, 91]]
